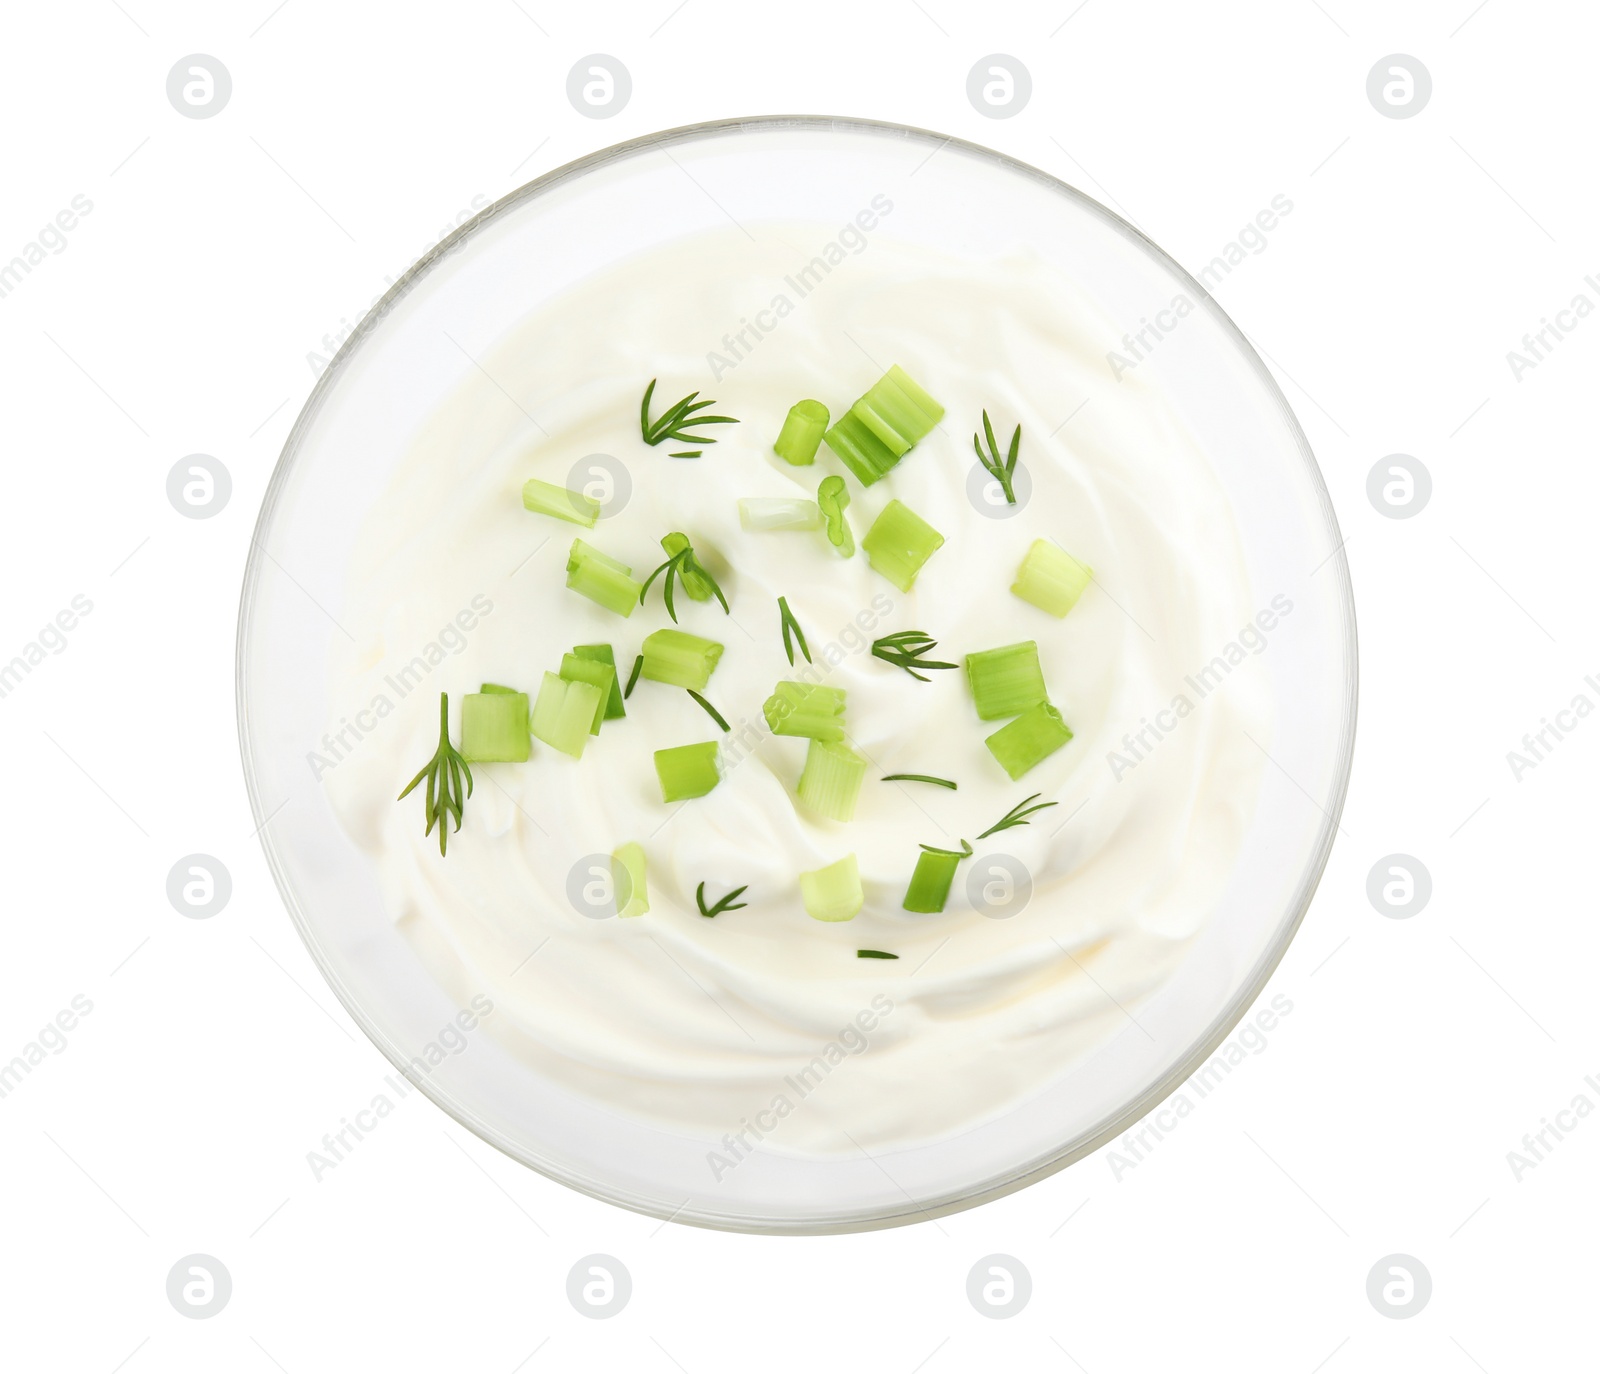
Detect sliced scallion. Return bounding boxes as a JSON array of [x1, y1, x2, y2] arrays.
[[530, 671, 603, 759], [763, 680, 846, 741], [522, 477, 600, 528], [566, 538, 642, 617], [612, 841, 649, 917], [965, 641, 1047, 721], [640, 628, 724, 691], [559, 653, 615, 734], [739, 497, 823, 532], [817, 476, 854, 557], [902, 839, 973, 914], [573, 644, 625, 720], [797, 738, 868, 822], [1011, 538, 1094, 618], [774, 399, 829, 465], [460, 690, 531, 763], [654, 740, 722, 802], [985, 702, 1074, 780], [799, 853, 863, 922], [823, 365, 944, 486], [861, 500, 944, 592]]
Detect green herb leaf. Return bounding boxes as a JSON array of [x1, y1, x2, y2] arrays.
[[975, 792, 1059, 839], [917, 839, 973, 858], [973, 410, 1022, 505], [640, 534, 730, 622], [882, 773, 958, 790], [857, 949, 899, 959], [640, 378, 738, 449], [624, 653, 645, 699], [871, 630, 958, 682], [687, 688, 730, 732], [397, 693, 474, 856], [696, 881, 750, 918], [778, 595, 812, 666]]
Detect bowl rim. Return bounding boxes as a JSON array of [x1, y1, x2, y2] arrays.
[[236, 112, 1359, 1235]]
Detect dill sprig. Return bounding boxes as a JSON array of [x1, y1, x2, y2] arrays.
[[640, 536, 730, 622], [396, 692, 473, 856], [882, 773, 958, 790], [687, 689, 730, 732], [974, 410, 1022, 505], [976, 792, 1058, 839], [857, 949, 899, 960], [871, 630, 957, 682], [640, 378, 738, 458], [624, 654, 644, 698], [778, 595, 811, 666], [696, 881, 749, 918], [918, 839, 973, 858]]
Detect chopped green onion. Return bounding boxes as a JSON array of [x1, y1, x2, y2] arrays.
[[902, 840, 972, 914], [774, 399, 829, 465], [985, 702, 1074, 780], [763, 680, 846, 741], [856, 949, 899, 959], [696, 881, 749, 917], [654, 741, 722, 802], [640, 628, 724, 691], [566, 539, 642, 617], [861, 500, 945, 592], [1012, 538, 1094, 618], [871, 630, 956, 681], [573, 644, 625, 720], [882, 773, 957, 790], [965, 641, 1047, 721], [823, 365, 944, 486], [559, 653, 615, 734], [530, 672, 603, 759], [612, 841, 649, 917], [797, 738, 868, 822], [817, 476, 854, 557], [624, 654, 644, 699], [739, 498, 823, 532], [522, 477, 600, 528], [799, 854, 863, 922], [778, 596, 811, 666], [687, 689, 730, 732], [479, 682, 518, 695], [460, 690, 531, 762]]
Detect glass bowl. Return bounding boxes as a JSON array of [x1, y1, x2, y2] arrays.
[[237, 116, 1356, 1234]]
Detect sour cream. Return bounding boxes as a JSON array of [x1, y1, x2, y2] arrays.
[[321, 226, 1271, 1153]]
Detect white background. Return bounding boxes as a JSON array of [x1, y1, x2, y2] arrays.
[[2, 0, 1595, 1369]]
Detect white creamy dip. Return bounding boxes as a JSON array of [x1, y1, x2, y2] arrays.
[[321, 224, 1272, 1154]]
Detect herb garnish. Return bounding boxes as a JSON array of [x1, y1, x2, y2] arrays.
[[640, 379, 737, 458], [640, 536, 730, 622], [973, 410, 1022, 505], [976, 792, 1058, 839], [624, 653, 644, 699], [778, 595, 811, 666], [687, 689, 730, 732], [919, 839, 974, 858], [857, 949, 899, 960], [397, 692, 473, 856], [871, 630, 957, 682], [696, 882, 750, 918], [882, 773, 958, 790]]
